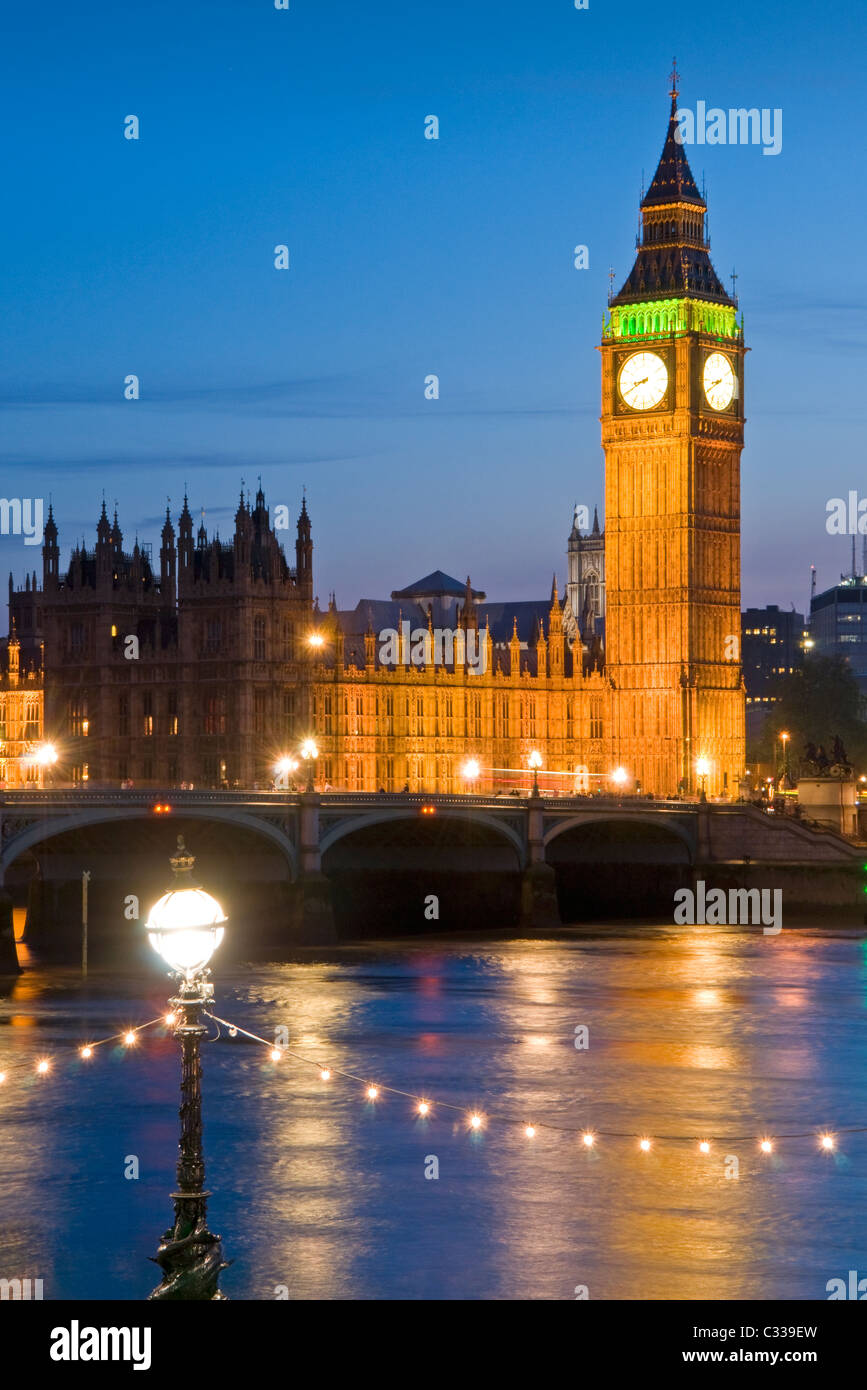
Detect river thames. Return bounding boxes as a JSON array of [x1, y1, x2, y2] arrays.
[[2, 925, 866, 1300]]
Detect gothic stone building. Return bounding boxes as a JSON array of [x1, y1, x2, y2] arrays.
[[0, 591, 43, 787], [309, 80, 746, 798], [6, 82, 746, 799], [35, 487, 313, 786], [308, 573, 607, 795]]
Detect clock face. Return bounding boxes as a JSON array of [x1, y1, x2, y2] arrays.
[[703, 352, 736, 410], [618, 352, 668, 410]]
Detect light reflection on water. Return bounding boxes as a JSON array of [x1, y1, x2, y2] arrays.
[[1, 924, 866, 1300]]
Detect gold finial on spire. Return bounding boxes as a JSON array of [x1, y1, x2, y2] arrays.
[[669, 57, 680, 104]]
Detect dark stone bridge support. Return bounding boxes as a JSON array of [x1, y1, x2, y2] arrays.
[[521, 793, 560, 930], [295, 793, 337, 943], [0, 887, 19, 974]]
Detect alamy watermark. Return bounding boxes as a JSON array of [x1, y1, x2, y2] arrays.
[[674, 103, 782, 156], [0, 1275, 43, 1299], [826, 492, 867, 535], [379, 622, 487, 674], [0, 497, 43, 545], [674, 881, 782, 935]]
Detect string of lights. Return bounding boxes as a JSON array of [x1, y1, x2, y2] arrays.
[[1, 1007, 864, 1157]]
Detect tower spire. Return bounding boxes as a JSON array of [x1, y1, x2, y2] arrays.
[[610, 77, 734, 309], [668, 56, 680, 108]]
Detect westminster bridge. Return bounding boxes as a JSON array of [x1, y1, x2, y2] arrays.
[[0, 788, 862, 952]]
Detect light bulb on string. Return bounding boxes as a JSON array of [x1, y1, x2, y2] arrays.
[[698, 1140, 711, 1154], [417, 1100, 430, 1116], [582, 1132, 595, 1148], [820, 1133, 835, 1151], [320, 1069, 331, 1081], [123, 1032, 136, 1047], [525, 1125, 536, 1139], [759, 1138, 773, 1154], [80, 1046, 93, 1060], [469, 1113, 483, 1130], [639, 1138, 652, 1152], [366, 1085, 379, 1101], [36, 1059, 50, 1075]]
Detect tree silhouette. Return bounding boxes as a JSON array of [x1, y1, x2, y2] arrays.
[[749, 656, 867, 777]]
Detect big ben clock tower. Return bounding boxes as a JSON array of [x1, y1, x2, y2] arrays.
[[600, 67, 746, 798]]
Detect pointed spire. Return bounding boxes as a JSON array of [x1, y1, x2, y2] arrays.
[[611, 72, 733, 308], [461, 575, 478, 631], [642, 61, 702, 208], [592, 506, 600, 536]]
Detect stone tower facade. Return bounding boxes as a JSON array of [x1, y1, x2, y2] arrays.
[[600, 75, 746, 796], [566, 504, 605, 640]]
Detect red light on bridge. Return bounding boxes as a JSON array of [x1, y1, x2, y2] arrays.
[[420, 805, 436, 816], [152, 803, 172, 815]]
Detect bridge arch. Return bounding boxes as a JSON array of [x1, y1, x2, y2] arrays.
[[0, 806, 298, 881], [320, 806, 525, 935], [543, 813, 695, 921], [320, 808, 526, 863], [543, 812, 695, 861]]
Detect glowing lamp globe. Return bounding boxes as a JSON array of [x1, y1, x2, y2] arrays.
[[146, 837, 227, 981]]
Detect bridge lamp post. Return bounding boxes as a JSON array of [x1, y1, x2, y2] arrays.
[[610, 766, 629, 793], [274, 756, 299, 790], [528, 750, 543, 797], [779, 731, 790, 787], [460, 757, 481, 792], [145, 836, 230, 1301], [695, 756, 711, 802], [31, 742, 59, 788], [304, 631, 326, 753], [300, 738, 319, 792]]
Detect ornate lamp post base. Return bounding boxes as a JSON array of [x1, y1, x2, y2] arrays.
[[149, 1208, 229, 1301], [148, 976, 231, 1301]]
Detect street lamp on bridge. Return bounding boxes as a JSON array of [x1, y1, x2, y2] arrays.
[[274, 755, 299, 790], [780, 730, 790, 788], [528, 750, 543, 797], [300, 738, 319, 792], [695, 756, 711, 802], [460, 757, 481, 790], [145, 836, 230, 1301]]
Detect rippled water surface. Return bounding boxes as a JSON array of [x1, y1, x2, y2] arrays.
[[2, 925, 866, 1300]]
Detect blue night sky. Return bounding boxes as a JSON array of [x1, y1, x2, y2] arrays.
[[1, 0, 865, 624]]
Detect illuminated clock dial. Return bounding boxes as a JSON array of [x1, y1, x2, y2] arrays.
[[703, 352, 736, 410], [618, 352, 668, 410]]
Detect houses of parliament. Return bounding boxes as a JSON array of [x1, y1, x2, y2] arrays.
[[0, 83, 745, 799]]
